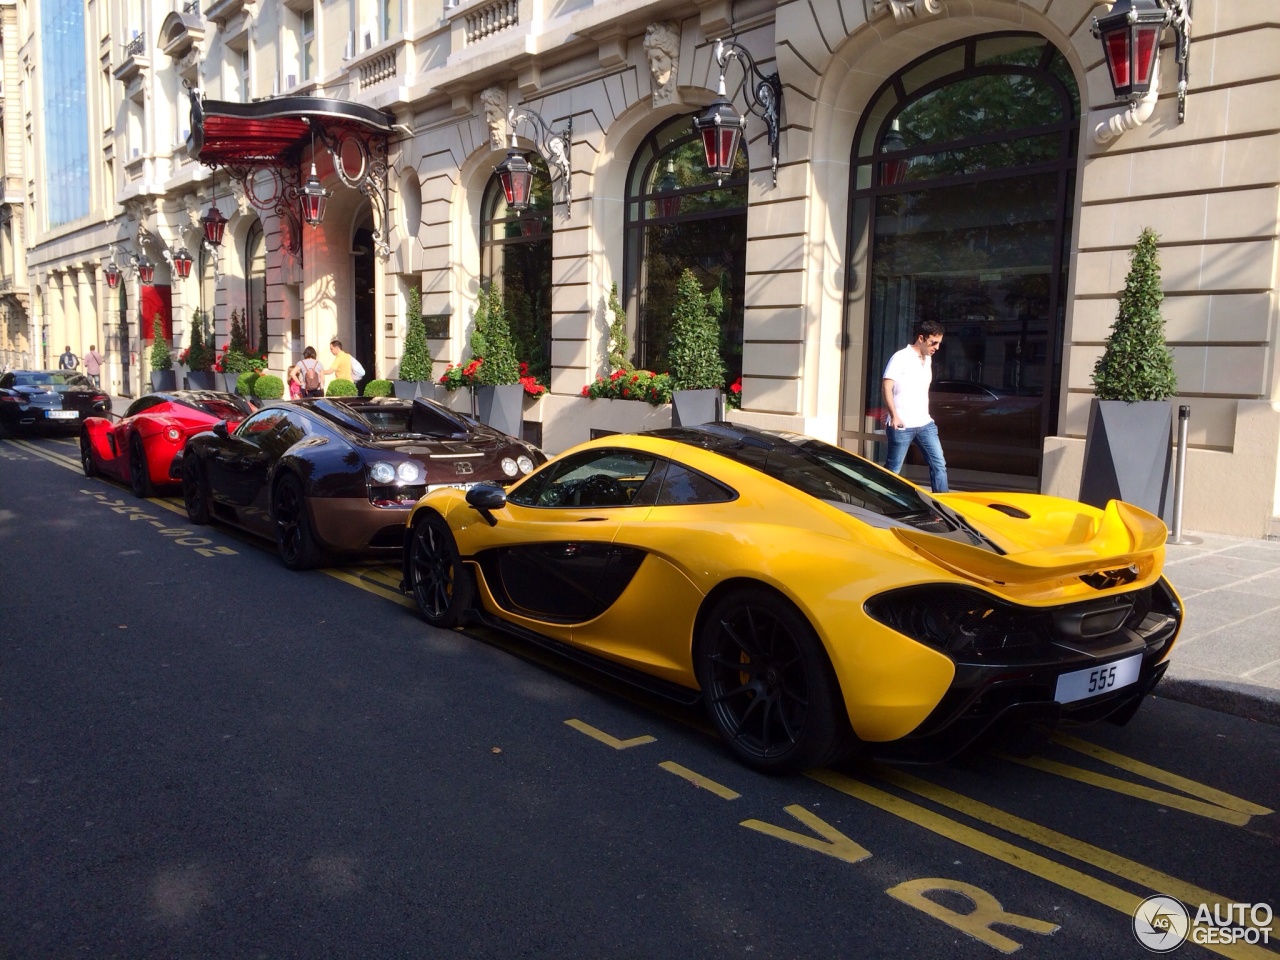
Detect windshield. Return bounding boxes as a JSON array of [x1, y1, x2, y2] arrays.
[[185, 396, 252, 420], [13, 371, 94, 390]]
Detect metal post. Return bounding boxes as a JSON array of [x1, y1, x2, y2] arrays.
[[1168, 404, 1202, 545]]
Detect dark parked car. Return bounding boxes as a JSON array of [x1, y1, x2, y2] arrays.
[[179, 395, 545, 569], [0, 370, 112, 437]]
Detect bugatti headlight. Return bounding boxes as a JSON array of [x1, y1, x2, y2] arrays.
[[516, 455, 534, 474], [397, 460, 421, 483], [370, 461, 396, 484], [865, 585, 1053, 661], [500, 457, 519, 477]]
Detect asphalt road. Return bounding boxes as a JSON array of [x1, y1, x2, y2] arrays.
[[2, 433, 1278, 960]]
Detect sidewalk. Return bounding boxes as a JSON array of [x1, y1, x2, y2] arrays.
[[1159, 533, 1280, 725], [104, 388, 1278, 725]]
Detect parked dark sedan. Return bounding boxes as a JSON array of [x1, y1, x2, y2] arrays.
[[178, 395, 546, 569], [0, 370, 112, 437]]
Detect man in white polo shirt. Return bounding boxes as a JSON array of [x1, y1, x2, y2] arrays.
[[882, 320, 948, 493]]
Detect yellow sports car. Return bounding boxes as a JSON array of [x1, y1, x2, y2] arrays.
[[401, 424, 1181, 772]]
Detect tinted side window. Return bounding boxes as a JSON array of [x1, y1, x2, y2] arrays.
[[127, 397, 163, 417], [508, 449, 658, 508], [655, 462, 735, 506]]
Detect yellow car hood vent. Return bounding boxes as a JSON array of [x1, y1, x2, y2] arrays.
[[893, 499, 1166, 586]]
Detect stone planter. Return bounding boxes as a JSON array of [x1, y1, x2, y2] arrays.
[[150, 369, 178, 391], [672, 388, 722, 427], [472, 383, 524, 438], [1079, 399, 1174, 522], [187, 370, 217, 390], [221, 372, 241, 393], [392, 380, 423, 399]]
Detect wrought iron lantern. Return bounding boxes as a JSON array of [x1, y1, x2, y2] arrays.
[[202, 204, 228, 247], [880, 120, 909, 187], [693, 38, 783, 186], [1092, 0, 1192, 120], [136, 255, 155, 285], [300, 163, 331, 227], [654, 160, 681, 218], [171, 247, 194, 280], [495, 147, 535, 213], [104, 261, 121, 290]]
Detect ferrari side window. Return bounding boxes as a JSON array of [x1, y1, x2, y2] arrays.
[[655, 462, 735, 506]]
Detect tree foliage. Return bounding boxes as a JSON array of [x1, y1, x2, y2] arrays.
[[668, 269, 726, 391], [1092, 228, 1177, 402], [399, 287, 434, 381], [185, 309, 215, 372], [149, 315, 172, 371], [605, 281, 633, 373], [469, 286, 520, 386]]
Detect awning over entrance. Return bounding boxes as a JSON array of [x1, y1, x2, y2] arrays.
[[186, 91, 396, 260], [188, 95, 396, 166]]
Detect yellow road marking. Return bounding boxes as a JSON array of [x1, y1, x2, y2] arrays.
[[886, 877, 1059, 954], [741, 804, 872, 864], [866, 766, 1279, 945], [11, 438, 82, 470], [659, 761, 740, 800], [812, 769, 1277, 960], [1005, 755, 1253, 826], [564, 719, 656, 750], [323, 567, 417, 609], [1053, 733, 1274, 817]]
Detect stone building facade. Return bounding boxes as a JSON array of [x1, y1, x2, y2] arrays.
[[13, 0, 1280, 537]]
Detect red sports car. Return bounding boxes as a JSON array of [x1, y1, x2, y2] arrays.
[[81, 389, 253, 497]]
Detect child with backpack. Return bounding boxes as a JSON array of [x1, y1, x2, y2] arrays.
[[291, 346, 325, 398]]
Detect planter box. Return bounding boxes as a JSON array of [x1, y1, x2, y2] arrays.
[[150, 370, 178, 391], [672, 388, 721, 427], [392, 380, 424, 399], [220, 372, 241, 393], [1079, 399, 1173, 522], [473, 383, 524, 438], [187, 370, 217, 390]]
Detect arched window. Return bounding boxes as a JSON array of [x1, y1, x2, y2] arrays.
[[480, 156, 552, 384], [625, 114, 747, 381], [847, 33, 1080, 489], [245, 220, 266, 354]]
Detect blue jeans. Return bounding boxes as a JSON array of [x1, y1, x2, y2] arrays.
[[885, 420, 949, 492]]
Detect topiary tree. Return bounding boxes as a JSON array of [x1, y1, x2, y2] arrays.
[[399, 287, 434, 381], [186, 309, 215, 372], [363, 378, 393, 397], [258, 303, 268, 358], [236, 371, 261, 396], [470, 285, 520, 386], [326, 378, 358, 397], [605, 281, 633, 374], [667, 269, 726, 391], [150, 315, 172, 371], [254, 374, 284, 399], [1092, 227, 1177, 402]]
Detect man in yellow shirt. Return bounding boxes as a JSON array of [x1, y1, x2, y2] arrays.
[[324, 337, 353, 384]]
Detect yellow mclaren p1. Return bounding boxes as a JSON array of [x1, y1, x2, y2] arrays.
[[401, 424, 1181, 772]]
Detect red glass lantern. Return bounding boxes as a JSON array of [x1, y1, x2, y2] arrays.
[[172, 247, 193, 279], [1094, 0, 1168, 102], [693, 84, 746, 183], [104, 261, 121, 289], [496, 149, 534, 213], [202, 204, 227, 247], [137, 255, 155, 285], [300, 162, 330, 227], [654, 160, 680, 218], [880, 120, 909, 187]]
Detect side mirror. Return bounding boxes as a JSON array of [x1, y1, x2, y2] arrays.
[[465, 483, 507, 526], [213, 420, 230, 439]]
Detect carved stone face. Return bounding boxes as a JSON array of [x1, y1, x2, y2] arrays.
[[646, 45, 673, 88], [643, 23, 678, 91]]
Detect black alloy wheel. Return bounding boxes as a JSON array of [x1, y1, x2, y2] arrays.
[[273, 472, 323, 570], [182, 455, 211, 525], [697, 589, 853, 773], [408, 513, 473, 629], [129, 435, 153, 498], [80, 429, 97, 477]]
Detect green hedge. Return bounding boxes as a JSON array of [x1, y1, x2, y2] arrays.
[[326, 378, 358, 397], [254, 374, 285, 399], [363, 378, 394, 397], [236, 371, 261, 396]]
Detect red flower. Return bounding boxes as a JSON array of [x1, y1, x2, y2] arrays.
[[730, 377, 742, 395], [581, 385, 590, 396]]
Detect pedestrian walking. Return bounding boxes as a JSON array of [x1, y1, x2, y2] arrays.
[[882, 320, 948, 493], [58, 345, 79, 371], [84, 345, 105, 387], [291, 346, 325, 398]]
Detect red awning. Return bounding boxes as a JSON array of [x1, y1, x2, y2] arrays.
[[188, 94, 396, 167]]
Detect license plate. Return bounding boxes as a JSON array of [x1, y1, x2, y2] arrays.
[[427, 482, 479, 493], [45, 409, 78, 420], [1054, 653, 1142, 704]]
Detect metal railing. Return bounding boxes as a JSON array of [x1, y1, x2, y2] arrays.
[[124, 32, 146, 57], [464, 0, 518, 45]]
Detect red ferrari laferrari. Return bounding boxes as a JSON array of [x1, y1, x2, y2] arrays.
[[81, 389, 253, 497]]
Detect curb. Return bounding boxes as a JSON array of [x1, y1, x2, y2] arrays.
[[1153, 676, 1280, 727]]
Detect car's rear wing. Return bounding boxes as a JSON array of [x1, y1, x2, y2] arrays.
[[893, 499, 1167, 586]]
